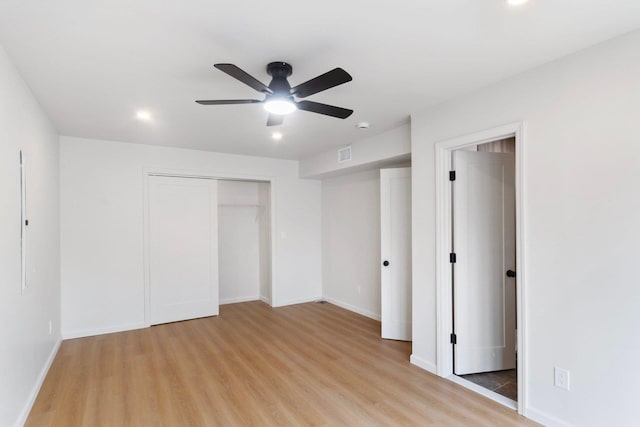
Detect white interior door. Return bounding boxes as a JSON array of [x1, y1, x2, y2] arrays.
[[148, 175, 219, 325], [380, 167, 412, 341], [453, 150, 516, 375]]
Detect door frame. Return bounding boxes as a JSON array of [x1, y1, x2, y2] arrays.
[[434, 122, 526, 414], [142, 167, 276, 327]]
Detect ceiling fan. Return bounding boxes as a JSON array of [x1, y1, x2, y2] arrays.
[[196, 62, 353, 126]]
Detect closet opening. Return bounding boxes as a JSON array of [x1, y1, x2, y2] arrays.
[[218, 180, 272, 306], [143, 172, 274, 326]]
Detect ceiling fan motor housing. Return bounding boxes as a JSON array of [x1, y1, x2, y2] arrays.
[[266, 62, 293, 95], [267, 62, 293, 78]]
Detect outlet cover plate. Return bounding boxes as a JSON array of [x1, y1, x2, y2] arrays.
[[554, 367, 570, 390]]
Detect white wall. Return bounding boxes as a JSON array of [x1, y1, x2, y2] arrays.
[[218, 180, 264, 304], [299, 124, 411, 178], [60, 137, 321, 338], [0, 45, 60, 427], [322, 169, 382, 319], [270, 176, 322, 306], [317, 125, 412, 320], [411, 30, 640, 427]]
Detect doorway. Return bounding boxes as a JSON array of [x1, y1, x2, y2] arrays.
[[217, 180, 271, 305], [452, 138, 517, 402], [434, 123, 526, 413]]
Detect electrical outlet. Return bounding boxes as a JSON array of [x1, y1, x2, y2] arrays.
[[48, 320, 53, 335], [554, 367, 570, 390], [357, 285, 361, 294]]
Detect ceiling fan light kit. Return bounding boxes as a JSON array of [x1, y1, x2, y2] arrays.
[[264, 99, 296, 115], [196, 61, 353, 126]]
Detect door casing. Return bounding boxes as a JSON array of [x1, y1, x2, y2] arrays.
[[434, 122, 526, 414]]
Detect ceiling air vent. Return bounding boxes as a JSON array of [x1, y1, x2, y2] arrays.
[[338, 146, 352, 163]]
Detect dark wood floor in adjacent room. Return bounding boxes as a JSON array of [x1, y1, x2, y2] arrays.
[[27, 301, 537, 426]]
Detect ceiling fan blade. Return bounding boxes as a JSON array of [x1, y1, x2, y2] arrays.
[[296, 100, 353, 119], [267, 114, 284, 126], [214, 64, 273, 94], [196, 99, 262, 105], [290, 68, 352, 98]]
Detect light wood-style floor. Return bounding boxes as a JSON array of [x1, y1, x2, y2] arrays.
[[27, 301, 538, 426]]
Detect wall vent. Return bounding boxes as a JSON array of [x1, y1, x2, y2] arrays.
[[338, 146, 352, 163]]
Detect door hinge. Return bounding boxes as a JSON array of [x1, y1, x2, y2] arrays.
[[449, 252, 456, 263], [450, 333, 457, 344], [449, 170, 456, 181]]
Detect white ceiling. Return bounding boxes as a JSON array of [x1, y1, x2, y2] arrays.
[[1, 1, 639, 160]]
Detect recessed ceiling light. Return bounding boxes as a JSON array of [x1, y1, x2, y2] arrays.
[[271, 132, 283, 141], [136, 110, 152, 121], [356, 122, 370, 129], [506, 0, 528, 5]]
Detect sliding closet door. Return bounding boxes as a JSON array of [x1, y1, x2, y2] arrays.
[[148, 175, 219, 325]]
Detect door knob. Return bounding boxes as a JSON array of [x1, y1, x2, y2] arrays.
[[506, 270, 516, 278], [383, 260, 390, 267]]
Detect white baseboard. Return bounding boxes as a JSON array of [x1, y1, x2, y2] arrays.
[[15, 339, 61, 427], [271, 295, 322, 308], [259, 295, 271, 305], [220, 295, 260, 305], [323, 297, 381, 321], [62, 321, 147, 340], [410, 354, 438, 375], [526, 406, 573, 427]]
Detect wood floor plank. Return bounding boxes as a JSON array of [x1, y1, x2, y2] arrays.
[[26, 301, 538, 426]]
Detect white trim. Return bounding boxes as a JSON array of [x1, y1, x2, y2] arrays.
[[515, 122, 527, 415], [410, 354, 437, 374], [526, 407, 574, 427], [323, 297, 381, 321], [20, 150, 27, 294], [447, 375, 517, 410], [220, 296, 260, 305], [271, 295, 321, 308], [142, 167, 277, 324], [434, 122, 527, 415], [144, 166, 275, 183], [61, 322, 147, 340], [259, 295, 272, 305], [15, 339, 61, 427]]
